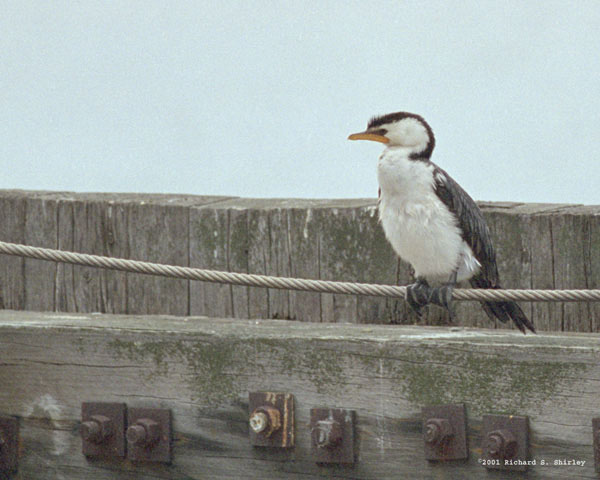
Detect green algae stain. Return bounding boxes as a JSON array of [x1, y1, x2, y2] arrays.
[[105, 333, 347, 406], [103, 329, 587, 413], [74, 336, 87, 356], [251, 338, 346, 395], [320, 208, 395, 282], [298, 344, 345, 394], [365, 343, 588, 415], [107, 337, 247, 405]]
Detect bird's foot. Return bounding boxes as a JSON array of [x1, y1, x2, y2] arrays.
[[429, 284, 456, 322], [406, 279, 432, 317]]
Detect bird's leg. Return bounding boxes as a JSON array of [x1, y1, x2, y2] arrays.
[[429, 270, 458, 322], [405, 277, 432, 317]]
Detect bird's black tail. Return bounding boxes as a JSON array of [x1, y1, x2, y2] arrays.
[[469, 277, 536, 334]]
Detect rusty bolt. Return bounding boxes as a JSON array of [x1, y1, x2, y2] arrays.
[[250, 411, 269, 434], [249, 406, 281, 437], [312, 419, 343, 449], [126, 418, 161, 447], [424, 418, 454, 446], [486, 429, 518, 460], [81, 414, 114, 444]]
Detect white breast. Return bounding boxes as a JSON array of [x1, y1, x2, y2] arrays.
[[377, 149, 480, 282]]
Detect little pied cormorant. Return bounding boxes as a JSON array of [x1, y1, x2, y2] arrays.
[[348, 112, 535, 334]]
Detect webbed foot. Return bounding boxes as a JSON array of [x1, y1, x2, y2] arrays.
[[429, 284, 456, 322], [405, 278, 432, 317]]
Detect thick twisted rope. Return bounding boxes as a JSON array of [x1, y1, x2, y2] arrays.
[[1, 241, 599, 302]]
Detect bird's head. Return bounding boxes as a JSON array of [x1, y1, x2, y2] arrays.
[[348, 112, 435, 159]]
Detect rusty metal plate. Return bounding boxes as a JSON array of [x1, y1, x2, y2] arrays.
[[593, 418, 600, 472], [422, 404, 468, 461], [0, 415, 19, 473], [310, 408, 355, 464], [127, 408, 172, 463], [482, 414, 529, 471], [81, 402, 126, 458], [249, 392, 294, 448]]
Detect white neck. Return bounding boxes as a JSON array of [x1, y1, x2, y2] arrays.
[[377, 148, 435, 201], [384, 145, 425, 157]]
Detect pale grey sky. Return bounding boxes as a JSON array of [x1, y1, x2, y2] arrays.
[[2, 1, 599, 204]]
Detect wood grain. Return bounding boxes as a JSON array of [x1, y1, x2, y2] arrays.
[[1, 190, 600, 331], [0, 310, 598, 479], [0, 190, 28, 310]]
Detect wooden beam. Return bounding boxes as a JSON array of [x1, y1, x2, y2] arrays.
[[0, 310, 598, 478]]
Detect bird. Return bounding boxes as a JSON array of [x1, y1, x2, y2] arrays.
[[348, 111, 535, 334]]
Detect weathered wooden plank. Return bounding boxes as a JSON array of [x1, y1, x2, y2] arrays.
[[225, 199, 399, 324], [2, 190, 600, 331], [0, 190, 68, 311], [528, 210, 558, 332], [190, 200, 239, 318], [318, 205, 359, 323], [53, 193, 231, 315], [549, 205, 600, 333], [585, 207, 600, 332], [0, 310, 599, 479], [478, 203, 533, 331], [246, 204, 299, 320], [228, 207, 251, 318], [124, 198, 189, 316], [0, 191, 28, 310], [477, 203, 528, 330], [192, 198, 369, 323], [318, 201, 397, 324], [484, 203, 580, 333], [259, 205, 291, 320], [547, 208, 590, 332], [23, 193, 59, 311], [55, 194, 129, 313], [351, 204, 399, 325], [284, 206, 323, 322]]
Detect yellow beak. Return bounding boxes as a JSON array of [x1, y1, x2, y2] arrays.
[[347, 131, 389, 144]]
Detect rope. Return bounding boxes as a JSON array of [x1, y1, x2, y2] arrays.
[[1, 240, 599, 302]]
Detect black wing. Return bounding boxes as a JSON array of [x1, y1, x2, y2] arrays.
[[432, 165, 499, 286], [432, 165, 535, 333]]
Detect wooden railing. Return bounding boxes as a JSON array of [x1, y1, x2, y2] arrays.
[[1, 190, 598, 331]]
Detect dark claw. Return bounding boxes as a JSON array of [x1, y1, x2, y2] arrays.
[[429, 285, 455, 322], [406, 279, 432, 317]]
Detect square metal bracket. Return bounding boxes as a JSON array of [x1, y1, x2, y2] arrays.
[[0, 415, 19, 473], [422, 403, 468, 461], [592, 417, 600, 472], [81, 402, 126, 458], [310, 408, 356, 464], [249, 392, 294, 448], [126, 408, 172, 463], [482, 414, 529, 471]]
